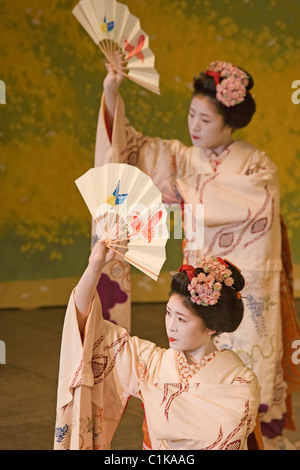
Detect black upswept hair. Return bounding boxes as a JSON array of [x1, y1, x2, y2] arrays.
[[169, 260, 245, 335], [193, 68, 256, 129]]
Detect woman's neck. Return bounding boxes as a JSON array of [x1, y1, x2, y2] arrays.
[[207, 137, 234, 156], [184, 340, 217, 365]]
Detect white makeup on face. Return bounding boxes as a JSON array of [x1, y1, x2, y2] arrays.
[[188, 94, 233, 155], [165, 294, 216, 362]]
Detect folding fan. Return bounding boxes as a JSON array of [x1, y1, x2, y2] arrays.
[[72, 0, 160, 94], [75, 163, 168, 280]]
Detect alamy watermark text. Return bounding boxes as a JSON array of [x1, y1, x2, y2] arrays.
[[291, 80, 300, 105], [0, 80, 6, 104]]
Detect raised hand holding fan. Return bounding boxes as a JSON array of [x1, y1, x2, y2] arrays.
[[72, 0, 160, 94], [75, 163, 168, 280]]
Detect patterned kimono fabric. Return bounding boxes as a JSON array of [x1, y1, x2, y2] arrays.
[[54, 292, 260, 450], [92, 93, 300, 449]]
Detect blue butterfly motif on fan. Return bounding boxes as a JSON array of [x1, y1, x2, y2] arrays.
[[100, 16, 114, 34], [106, 180, 128, 206]]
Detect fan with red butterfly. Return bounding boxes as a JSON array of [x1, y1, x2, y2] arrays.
[[75, 163, 168, 280], [72, 0, 160, 94]]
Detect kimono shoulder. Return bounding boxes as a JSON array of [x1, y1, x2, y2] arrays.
[[200, 349, 260, 385]]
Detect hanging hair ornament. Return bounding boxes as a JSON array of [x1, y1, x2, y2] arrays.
[[205, 60, 249, 107], [186, 256, 234, 306]]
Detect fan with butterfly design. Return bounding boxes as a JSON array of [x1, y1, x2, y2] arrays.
[[72, 0, 160, 94], [75, 163, 168, 280]]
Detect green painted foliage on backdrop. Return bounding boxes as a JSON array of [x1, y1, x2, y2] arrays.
[[0, 0, 299, 283]]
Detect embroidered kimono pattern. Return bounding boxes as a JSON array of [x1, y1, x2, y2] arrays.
[[54, 292, 260, 450], [175, 350, 221, 383], [93, 93, 300, 439]]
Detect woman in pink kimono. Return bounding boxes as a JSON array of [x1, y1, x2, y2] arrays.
[[94, 60, 300, 449], [54, 241, 260, 450]]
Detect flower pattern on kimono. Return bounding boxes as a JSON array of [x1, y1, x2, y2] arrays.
[[79, 410, 105, 445], [246, 294, 267, 337], [55, 423, 70, 448], [96, 272, 128, 322], [80, 415, 96, 436], [176, 350, 223, 383]]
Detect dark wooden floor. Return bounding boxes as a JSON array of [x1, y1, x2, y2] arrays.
[[0, 301, 299, 450]]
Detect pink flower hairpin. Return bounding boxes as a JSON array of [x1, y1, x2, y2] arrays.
[[206, 60, 249, 107], [187, 256, 234, 307]]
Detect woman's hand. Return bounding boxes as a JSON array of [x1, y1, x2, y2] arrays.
[[88, 239, 115, 274], [103, 62, 124, 97]]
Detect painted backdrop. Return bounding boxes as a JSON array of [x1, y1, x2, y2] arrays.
[[0, 0, 299, 307]]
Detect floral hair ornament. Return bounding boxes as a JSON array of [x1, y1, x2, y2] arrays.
[[205, 60, 249, 107], [187, 256, 234, 307]]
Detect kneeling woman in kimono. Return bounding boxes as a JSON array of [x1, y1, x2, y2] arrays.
[[54, 241, 260, 450]]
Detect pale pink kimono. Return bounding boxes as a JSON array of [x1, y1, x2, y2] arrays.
[[94, 93, 287, 438], [54, 290, 260, 450]]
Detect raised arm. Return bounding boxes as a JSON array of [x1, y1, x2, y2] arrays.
[[102, 61, 124, 133], [74, 240, 115, 337], [96, 59, 192, 205]]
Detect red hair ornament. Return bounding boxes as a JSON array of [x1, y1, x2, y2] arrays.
[[178, 264, 196, 281]]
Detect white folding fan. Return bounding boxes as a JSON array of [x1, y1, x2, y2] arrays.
[[75, 163, 168, 280], [72, 0, 160, 94]]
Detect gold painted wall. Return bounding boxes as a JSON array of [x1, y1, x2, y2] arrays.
[[0, 0, 299, 307]]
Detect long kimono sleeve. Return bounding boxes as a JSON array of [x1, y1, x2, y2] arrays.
[[93, 92, 187, 331], [54, 290, 157, 450], [94, 92, 192, 205]]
